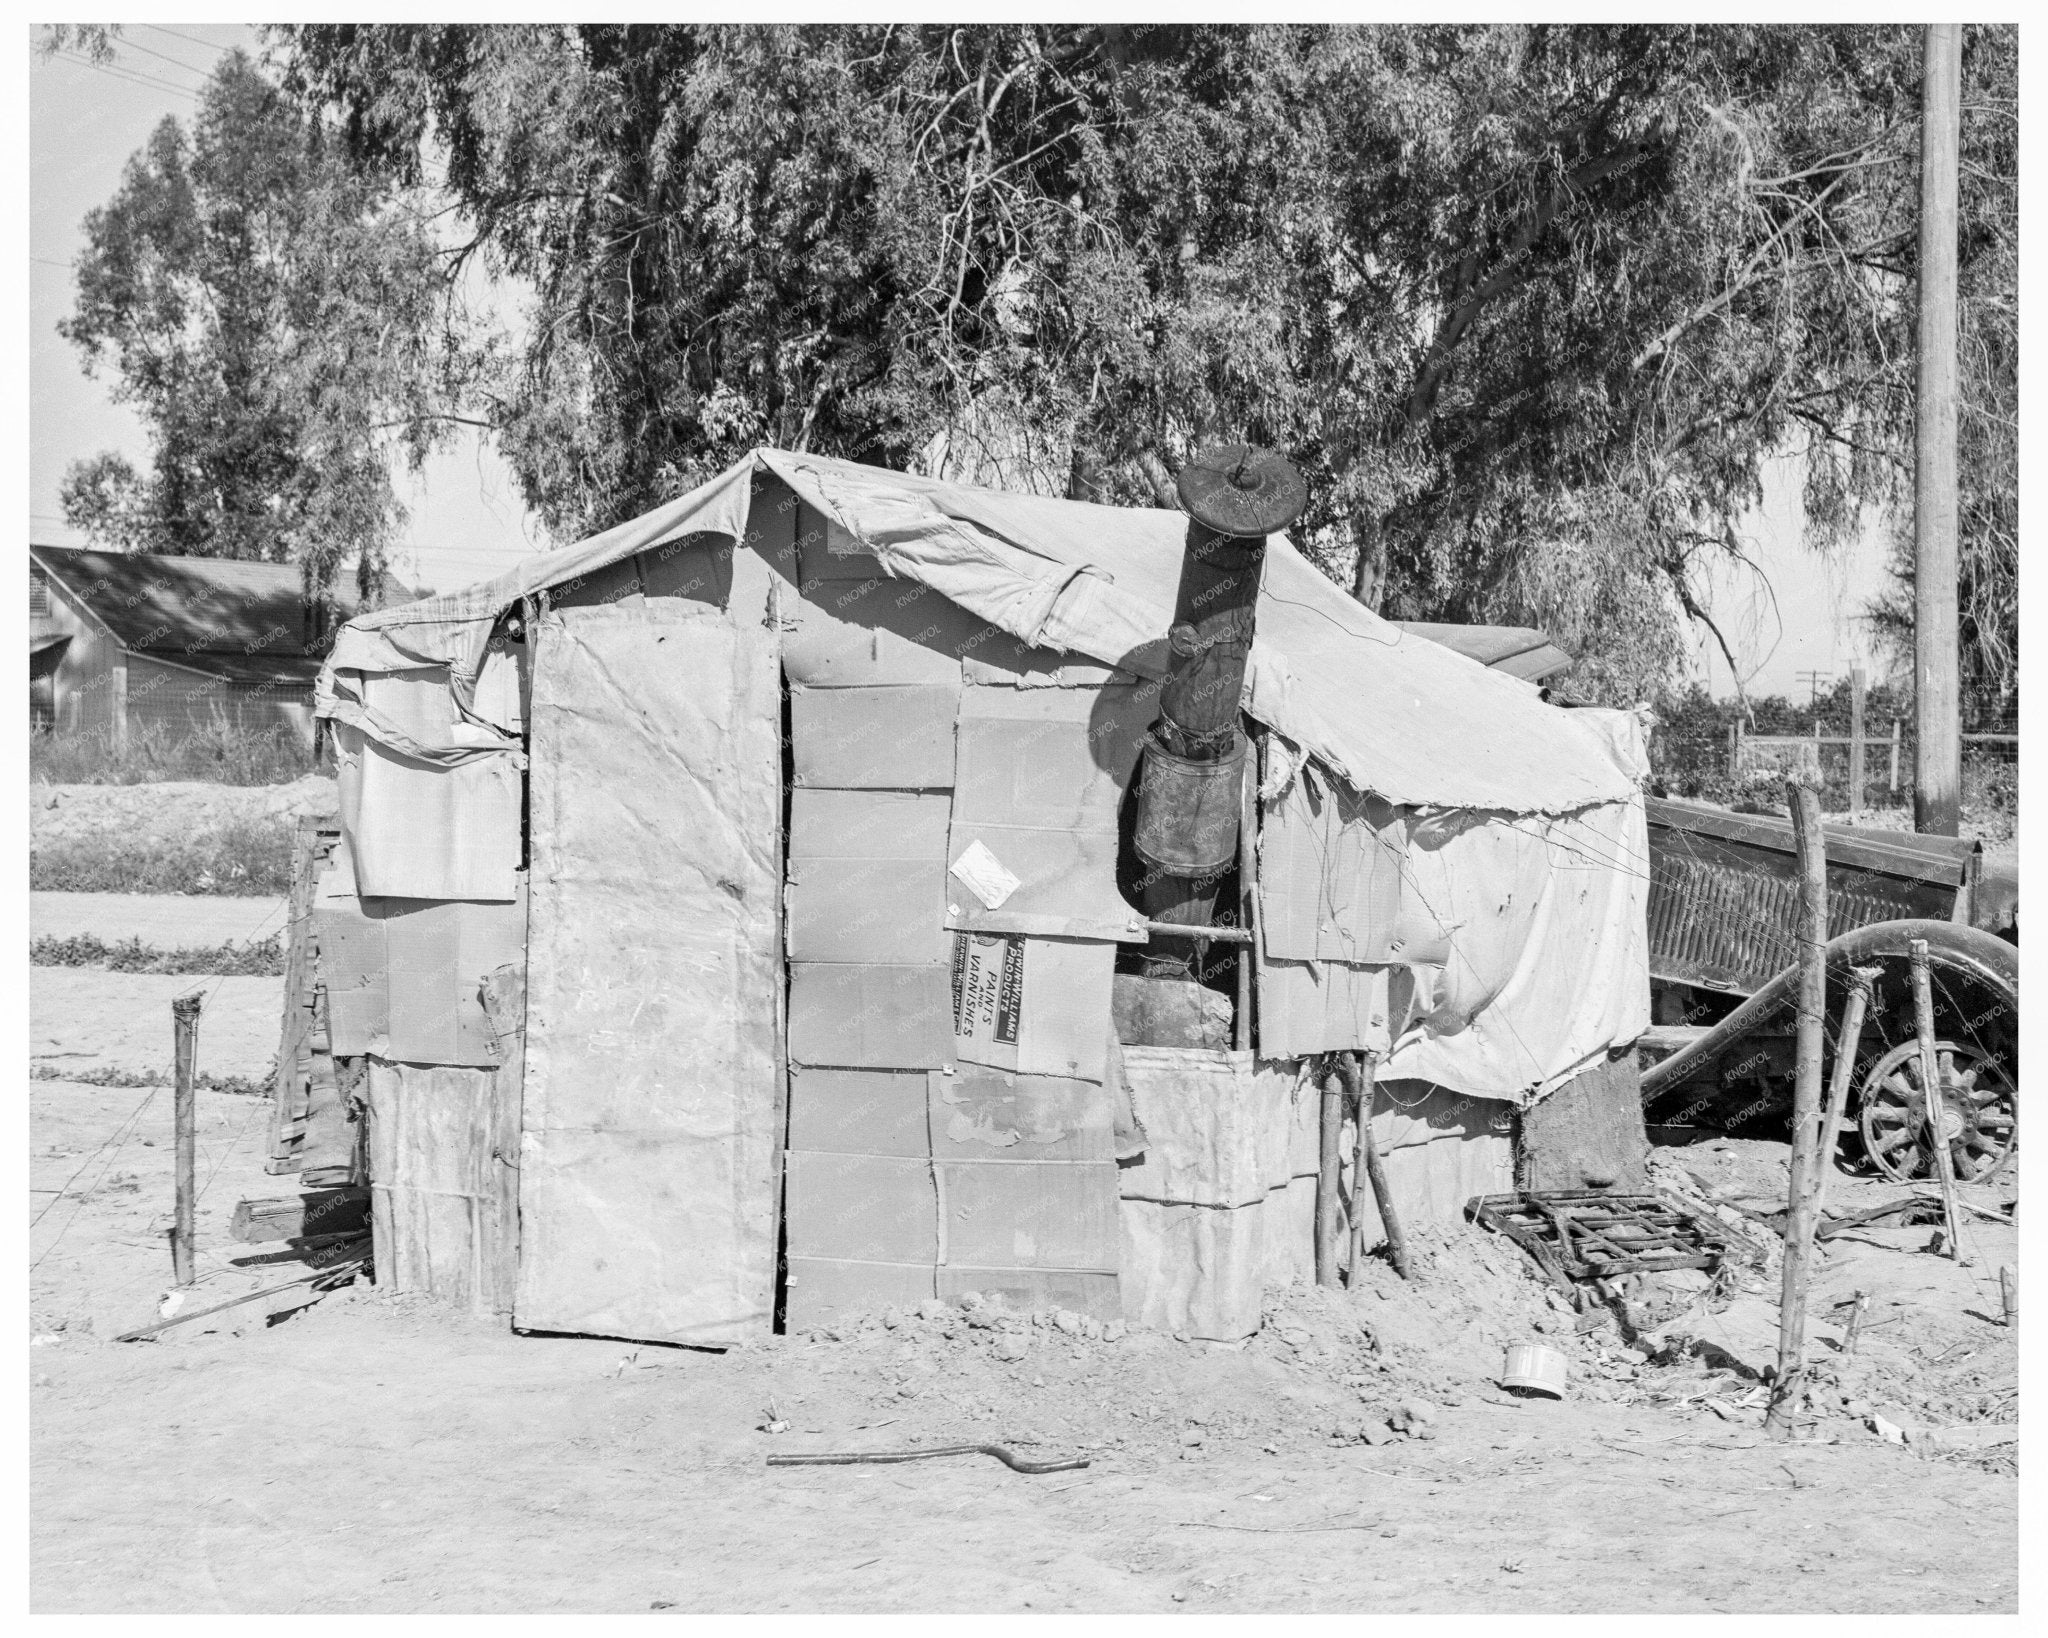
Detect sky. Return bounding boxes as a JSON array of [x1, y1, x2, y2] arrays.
[[26, 24, 1898, 698], [27, 23, 544, 599]]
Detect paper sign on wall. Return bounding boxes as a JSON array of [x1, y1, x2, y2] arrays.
[[952, 932, 1025, 1071]]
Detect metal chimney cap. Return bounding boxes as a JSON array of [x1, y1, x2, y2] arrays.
[[1175, 443, 1307, 538]]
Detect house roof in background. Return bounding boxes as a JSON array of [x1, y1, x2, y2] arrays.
[[132, 650, 324, 688], [1395, 622, 1576, 683], [29, 545, 396, 658]]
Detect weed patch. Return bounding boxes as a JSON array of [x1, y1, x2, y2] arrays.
[[30, 711, 316, 786], [31, 932, 284, 977], [30, 1063, 272, 1097], [30, 814, 294, 896]]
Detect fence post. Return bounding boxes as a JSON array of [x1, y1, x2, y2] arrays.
[[172, 993, 204, 1288], [1768, 778, 1828, 1439], [1727, 719, 1741, 778], [1890, 718, 1901, 793], [1848, 667, 1867, 818]]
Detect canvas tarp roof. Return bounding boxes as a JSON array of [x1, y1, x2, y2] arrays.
[[318, 449, 1636, 815]]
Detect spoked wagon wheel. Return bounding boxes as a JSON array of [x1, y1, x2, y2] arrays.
[[1857, 1037, 2018, 1184]]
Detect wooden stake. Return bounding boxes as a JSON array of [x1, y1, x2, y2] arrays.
[[1316, 1061, 1344, 1287], [1809, 965, 1883, 1228], [1999, 1266, 2017, 1328], [1344, 1052, 1409, 1282], [1909, 937, 1968, 1265], [1768, 779, 1827, 1438], [1841, 1290, 1869, 1359], [171, 992, 203, 1289], [1914, 23, 1964, 837], [1848, 667, 1867, 818]]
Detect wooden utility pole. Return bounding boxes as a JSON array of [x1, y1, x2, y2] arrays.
[[1848, 666, 1867, 818], [1914, 23, 1964, 837], [171, 993, 203, 1288], [1768, 778, 1827, 1438]]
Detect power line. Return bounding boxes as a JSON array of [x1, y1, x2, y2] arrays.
[[118, 37, 218, 84], [143, 24, 232, 58], [56, 49, 199, 102]]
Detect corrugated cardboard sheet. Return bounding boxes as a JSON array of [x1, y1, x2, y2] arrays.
[[1115, 1049, 1321, 1339], [364, 1059, 519, 1314], [1346, 1079, 1516, 1244], [516, 595, 783, 1347], [334, 666, 521, 902], [945, 683, 1152, 941], [1257, 763, 1405, 963], [1254, 959, 1392, 1060]]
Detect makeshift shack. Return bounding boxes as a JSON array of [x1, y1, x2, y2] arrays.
[[291, 449, 1652, 1346]]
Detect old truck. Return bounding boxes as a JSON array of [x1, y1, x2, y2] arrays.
[[1636, 797, 2018, 1184]]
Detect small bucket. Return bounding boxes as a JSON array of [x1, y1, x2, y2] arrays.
[[1500, 1340, 1568, 1399]]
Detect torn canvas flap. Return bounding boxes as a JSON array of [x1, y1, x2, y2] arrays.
[[333, 666, 522, 902], [1381, 795, 1653, 1103]]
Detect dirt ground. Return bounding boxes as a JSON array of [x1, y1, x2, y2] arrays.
[[30, 1053, 2019, 1614]]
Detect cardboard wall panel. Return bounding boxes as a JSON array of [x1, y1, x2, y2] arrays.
[[377, 885, 529, 1066], [791, 684, 958, 789], [781, 590, 966, 688], [1258, 769, 1405, 963], [786, 1257, 937, 1328], [790, 789, 952, 862], [936, 1265, 1119, 1322], [787, 1066, 931, 1158], [788, 962, 956, 1069], [784, 1151, 938, 1263], [787, 858, 951, 964], [945, 683, 1150, 940], [928, 1066, 1112, 1163], [937, 1160, 1120, 1271]]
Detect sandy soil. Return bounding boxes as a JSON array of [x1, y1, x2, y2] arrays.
[[30, 970, 281, 1083], [29, 775, 337, 845], [31, 892, 290, 948], [30, 1060, 2017, 1615]]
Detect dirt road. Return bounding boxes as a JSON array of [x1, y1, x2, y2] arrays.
[[30, 1068, 2017, 1615]]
